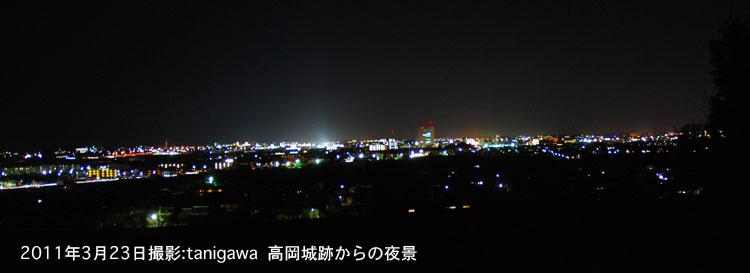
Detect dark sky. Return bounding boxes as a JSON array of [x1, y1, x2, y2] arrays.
[[2, 0, 739, 150]]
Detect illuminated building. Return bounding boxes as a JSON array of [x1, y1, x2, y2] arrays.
[[418, 121, 435, 145], [369, 143, 387, 151], [88, 169, 118, 178], [388, 138, 399, 150]]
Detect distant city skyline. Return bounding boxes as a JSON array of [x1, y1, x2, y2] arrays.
[[1, 127, 684, 152]]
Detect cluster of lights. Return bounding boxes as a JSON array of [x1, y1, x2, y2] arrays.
[[656, 173, 668, 181]]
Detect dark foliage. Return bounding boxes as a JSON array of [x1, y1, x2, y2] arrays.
[[708, 11, 750, 144]]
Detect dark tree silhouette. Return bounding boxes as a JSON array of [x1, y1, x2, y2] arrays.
[[708, 10, 750, 145], [705, 7, 750, 203]]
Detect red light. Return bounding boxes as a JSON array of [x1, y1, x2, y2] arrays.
[[429, 120, 432, 124], [421, 126, 424, 130]]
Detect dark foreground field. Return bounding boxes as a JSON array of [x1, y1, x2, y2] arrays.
[[1, 152, 748, 272], [2, 201, 748, 272]]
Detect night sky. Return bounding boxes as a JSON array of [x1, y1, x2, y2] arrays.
[[3, 1, 737, 150]]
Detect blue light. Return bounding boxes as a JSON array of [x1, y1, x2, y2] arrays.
[[498, 183, 504, 188], [444, 185, 449, 190], [477, 181, 484, 185]]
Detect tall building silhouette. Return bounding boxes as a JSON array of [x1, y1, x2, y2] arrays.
[[418, 121, 435, 145]]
